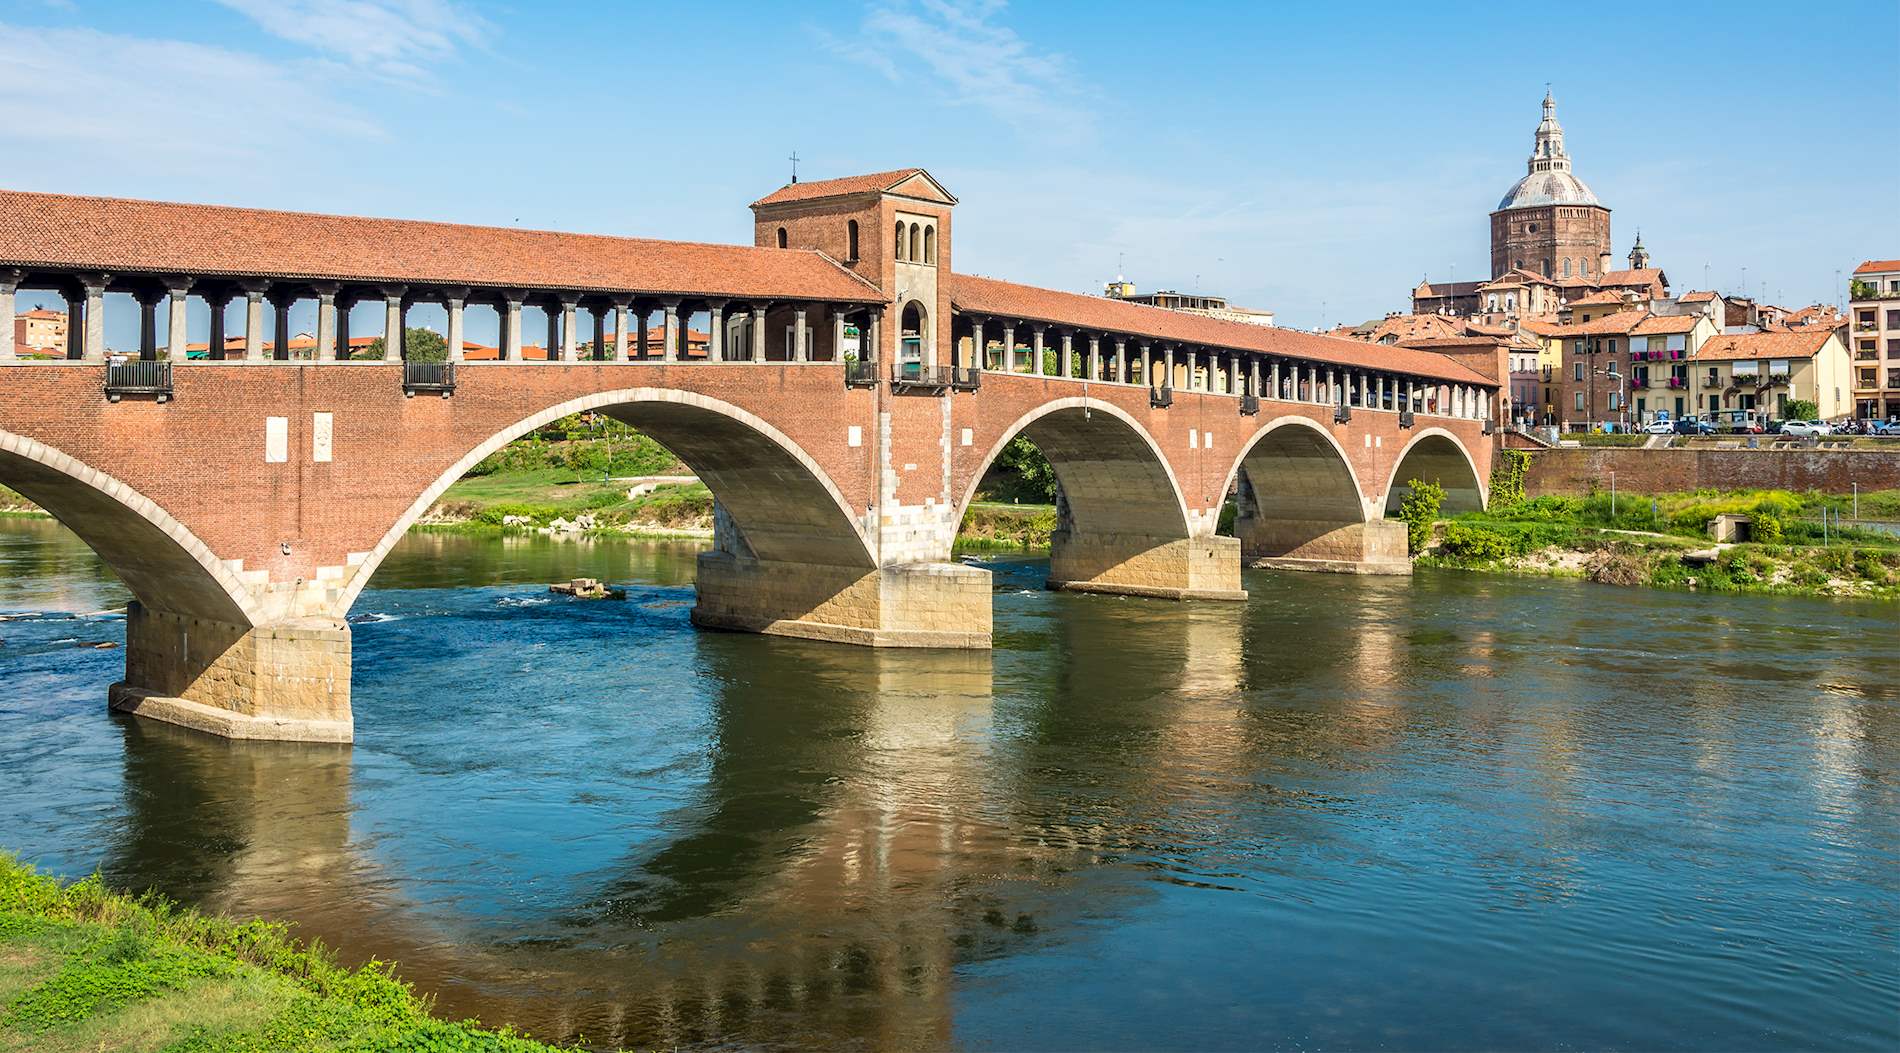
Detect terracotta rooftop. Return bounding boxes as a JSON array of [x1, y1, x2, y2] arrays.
[[1679, 290, 1717, 303], [750, 168, 947, 208], [1597, 267, 1665, 288], [1631, 314, 1704, 335], [0, 189, 884, 303], [1695, 329, 1836, 362], [949, 274, 1494, 386], [1853, 259, 1900, 275], [1518, 315, 1567, 337], [1567, 289, 1630, 307], [1544, 310, 1647, 338], [1413, 279, 1482, 298]]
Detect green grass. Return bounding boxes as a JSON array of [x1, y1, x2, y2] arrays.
[[1421, 488, 1900, 598], [0, 855, 586, 1052]]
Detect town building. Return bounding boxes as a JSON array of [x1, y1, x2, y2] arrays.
[[12, 306, 66, 357], [1849, 259, 1900, 419], [1490, 92, 1612, 281], [1104, 282, 1275, 327], [1694, 329, 1852, 421]]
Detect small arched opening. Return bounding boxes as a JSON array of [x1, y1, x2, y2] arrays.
[[846, 219, 859, 261], [894, 221, 907, 261], [923, 226, 936, 264], [899, 300, 926, 369], [776, 227, 787, 249]]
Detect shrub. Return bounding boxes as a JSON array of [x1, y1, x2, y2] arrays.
[[1749, 510, 1783, 543], [1440, 523, 1517, 563], [1488, 450, 1532, 508], [1396, 478, 1445, 554]]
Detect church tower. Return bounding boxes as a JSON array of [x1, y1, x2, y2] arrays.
[[1628, 231, 1650, 270], [1489, 92, 1612, 281]]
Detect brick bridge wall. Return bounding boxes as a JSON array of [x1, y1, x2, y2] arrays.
[[1521, 446, 1900, 496]]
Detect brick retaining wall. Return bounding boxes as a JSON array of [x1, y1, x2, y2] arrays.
[[1520, 446, 1900, 496]]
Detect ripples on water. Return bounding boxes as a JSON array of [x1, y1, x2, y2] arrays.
[[1, 521, 1896, 1051]]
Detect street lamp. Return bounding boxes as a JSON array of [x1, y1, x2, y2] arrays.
[[1595, 366, 1627, 432]]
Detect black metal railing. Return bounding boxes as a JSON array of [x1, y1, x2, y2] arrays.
[[104, 360, 172, 402], [1239, 393, 1259, 416], [1399, 409, 1416, 428], [844, 358, 879, 388], [1334, 399, 1352, 423], [1150, 385, 1174, 409], [949, 366, 981, 392], [402, 360, 455, 397], [1482, 416, 1495, 435], [892, 363, 951, 393]]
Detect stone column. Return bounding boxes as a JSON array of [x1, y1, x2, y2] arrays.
[[443, 289, 467, 362], [636, 308, 651, 359], [970, 318, 986, 371], [831, 305, 848, 364], [751, 306, 767, 362], [134, 289, 159, 360], [270, 290, 294, 361], [381, 286, 405, 361], [204, 289, 229, 361], [311, 283, 338, 362], [334, 293, 353, 361], [77, 275, 106, 361], [501, 292, 524, 360], [1163, 346, 1176, 390], [612, 299, 631, 361], [589, 306, 605, 361], [1140, 343, 1152, 388], [1249, 357, 1261, 397], [558, 296, 578, 362], [1059, 330, 1074, 378], [1031, 325, 1046, 375], [1113, 338, 1127, 383], [0, 269, 17, 362], [160, 278, 191, 362], [1088, 335, 1101, 380], [1001, 324, 1016, 373], [662, 300, 680, 362], [866, 308, 882, 364], [239, 280, 267, 361], [707, 300, 726, 361], [793, 305, 809, 362]]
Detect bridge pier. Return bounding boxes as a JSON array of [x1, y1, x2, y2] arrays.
[[110, 603, 354, 743], [1234, 516, 1412, 575], [1047, 531, 1246, 600], [692, 552, 992, 648]]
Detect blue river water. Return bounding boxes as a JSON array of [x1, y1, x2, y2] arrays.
[[0, 518, 1895, 1051]]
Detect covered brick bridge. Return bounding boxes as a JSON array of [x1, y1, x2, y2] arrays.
[[0, 169, 1499, 742]]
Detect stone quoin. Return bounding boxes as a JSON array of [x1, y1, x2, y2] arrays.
[[0, 169, 1499, 741]]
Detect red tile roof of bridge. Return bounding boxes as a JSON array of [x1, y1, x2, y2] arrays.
[[948, 274, 1494, 386], [0, 189, 885, 303]]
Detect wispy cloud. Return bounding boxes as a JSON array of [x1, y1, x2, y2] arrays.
[[214, 0, 489, 82], [843, 0, 1090, 141], [0, 23, 380, 168]]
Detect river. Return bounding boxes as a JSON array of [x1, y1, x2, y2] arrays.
[[1, 518, 1895, 1051]]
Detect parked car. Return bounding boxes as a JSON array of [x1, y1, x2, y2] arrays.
[[1782, 420, 1832, 437], [1872, 420, 1900, 436], [1765, 419, 1785, 434], [1642, 419, 1676, 435], [1674, 416, 1715, 435]]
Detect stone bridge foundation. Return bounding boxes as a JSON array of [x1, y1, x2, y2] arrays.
[[1047, 532, 1246, 600], [691, 554, 992, 648], [110, 603, 354, 742], [1234, 516, 1411, 575]]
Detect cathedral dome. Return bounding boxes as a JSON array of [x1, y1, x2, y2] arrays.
[[1494, 91, 1603, 212], [1497, 169, 1601, 210]]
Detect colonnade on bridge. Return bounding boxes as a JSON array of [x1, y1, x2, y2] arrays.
[[0, 172, 1502, 744]]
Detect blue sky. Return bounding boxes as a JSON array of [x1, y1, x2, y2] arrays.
[[3, 0, 1897, 340]]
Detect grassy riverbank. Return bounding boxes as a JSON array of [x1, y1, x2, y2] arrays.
[[1418, 488, 1900, 599], [0, 855, 580, 1052]]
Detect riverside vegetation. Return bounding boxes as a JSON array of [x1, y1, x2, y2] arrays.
[[1407, 451, 1900, 598], [0, 855, 583, 1052]]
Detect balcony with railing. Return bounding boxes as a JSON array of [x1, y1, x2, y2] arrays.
[[104, 360, 172, 402], [401, 360, 454, 397]]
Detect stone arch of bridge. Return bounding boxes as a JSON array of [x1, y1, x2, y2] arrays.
[[1219, 416, 1383, 570], [953, 397, 1240, 599], [1381, 428, 1486, 516], [0, 428, 263, 626], [954, 396, 1193, 544], [337, 387, 872, 614]]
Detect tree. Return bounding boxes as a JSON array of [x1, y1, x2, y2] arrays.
[[1397, 477, 1445, 554], [358, 327, 448, 362], [1781, 399, 1817, 421], [995, 436, 1059, 502]]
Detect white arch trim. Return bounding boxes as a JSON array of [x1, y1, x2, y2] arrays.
[[0, 427, 264, 625], [1379, 427, 1488, 513], [951, 396, 1193, 534], [335, 387, 870, 614], [1215, 415, 1374, 522]]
